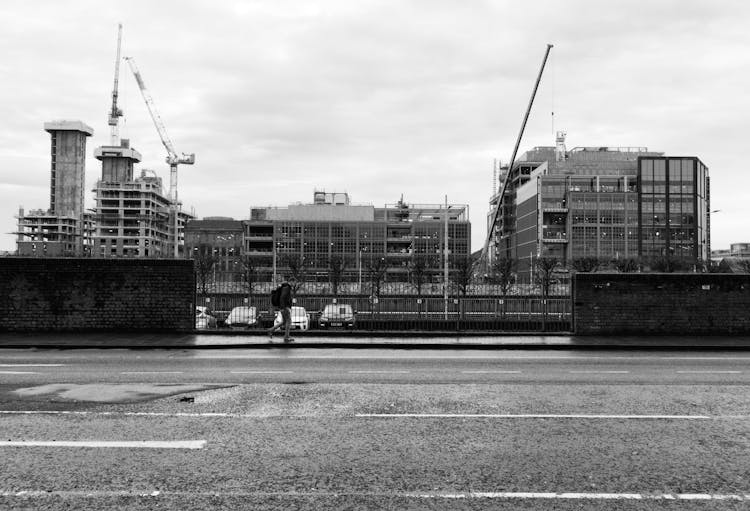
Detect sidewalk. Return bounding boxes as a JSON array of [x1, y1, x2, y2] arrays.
[[2, 331, 750, 349]]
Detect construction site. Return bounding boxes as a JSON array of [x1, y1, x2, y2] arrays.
[[15, 24, 195, 258]]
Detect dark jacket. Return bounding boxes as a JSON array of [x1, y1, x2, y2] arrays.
[[279, 283, 293, 308]]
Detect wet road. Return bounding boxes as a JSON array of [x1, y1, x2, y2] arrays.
[[1, 348, 750, 510]]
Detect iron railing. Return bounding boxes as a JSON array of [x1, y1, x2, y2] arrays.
[[195, 272, 571, 333]]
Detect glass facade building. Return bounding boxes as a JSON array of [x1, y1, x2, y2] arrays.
[[638, 157, 710, 261], [186, 194, 471, 285], [489, 139, 710, 280]]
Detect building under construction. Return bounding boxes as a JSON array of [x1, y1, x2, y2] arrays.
[[91, 139, 193, 258], [15, 121, 95, 257]]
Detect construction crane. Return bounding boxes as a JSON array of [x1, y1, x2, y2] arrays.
[[107, 23, 124, 146], [479, 44, 553, 274], [123, 56, 195, 203]]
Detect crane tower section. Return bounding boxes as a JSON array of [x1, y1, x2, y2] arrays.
[[108, 23, 124, 146]]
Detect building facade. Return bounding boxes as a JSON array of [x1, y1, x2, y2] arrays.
[[185, 192, 471, 288], [489, 134, 710, 279], [16, 121, 94, 256]]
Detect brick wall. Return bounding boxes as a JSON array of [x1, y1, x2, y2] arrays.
[[573, 273, 750, 335], [0, 258, 195, 332]]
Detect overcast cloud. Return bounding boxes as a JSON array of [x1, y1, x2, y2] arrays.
[[1, 0, 748, 252]]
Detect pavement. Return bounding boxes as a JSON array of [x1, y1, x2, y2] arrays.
[[2, 331, 750, 349]]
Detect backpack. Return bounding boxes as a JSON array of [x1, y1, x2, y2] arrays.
[[270, 286, 282, 307]]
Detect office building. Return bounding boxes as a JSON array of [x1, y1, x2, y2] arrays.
[[489, 133, 710, 279], [185, 191, 471, 286]]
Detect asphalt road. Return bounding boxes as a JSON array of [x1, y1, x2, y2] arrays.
[[1, 347, 750, 510]]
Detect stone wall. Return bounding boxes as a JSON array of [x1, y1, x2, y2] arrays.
[[573, 273, 750, 335], [0, 258, 194, 332]]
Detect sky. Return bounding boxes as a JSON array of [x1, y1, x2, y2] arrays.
[[1, 0, 749, 253]]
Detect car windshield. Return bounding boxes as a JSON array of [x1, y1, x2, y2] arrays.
[[323, 305, 352, 315], [229, 307, 256, 319]]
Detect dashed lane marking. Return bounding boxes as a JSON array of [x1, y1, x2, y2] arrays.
[[461, 370, 522, 374], [676, 370, 742, 374], [348, 370, 410, 374], [230, 371, 293, 374], [120, 372, 184, 375], [1, 440, 206, 449], [0, 490, 747, 501], [569, 370, 630, 374], [357, 413, 712, 419], [0, 364, 64, 367], [0, 371, 39, 375]]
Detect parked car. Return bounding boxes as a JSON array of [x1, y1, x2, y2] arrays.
[[225, 306, 258, 328], [319, 303, 356, 329], [195, 306, 217, 330], [274, 306, 310, 331]]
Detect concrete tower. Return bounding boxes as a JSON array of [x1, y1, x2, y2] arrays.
[[94, 138, 142, 182], [16, 121, 94, 256], [43, 120, 94, 219]]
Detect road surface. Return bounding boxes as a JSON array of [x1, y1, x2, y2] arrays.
[[1, 347, 749, 510]]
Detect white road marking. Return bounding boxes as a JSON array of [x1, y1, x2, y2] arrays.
[[357, 413, 711, 419], [194, 353, 750, 361], [3, 410, 748, 420], [1, 440, 206, 449], [230, 371, 293, 374], [0, 410, 273, 418], [461, 370, 522, 374], [348, 370, 410, 374], [0, 490, 746, 501], [120, 371, 184, 374], [0, 371, 38, 375], [0, 364, 64, 367], [676, 370, 742, 374], [569, 370, 630, 374]]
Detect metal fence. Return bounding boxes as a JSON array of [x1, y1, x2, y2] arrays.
[[196, 277, 572, 333]]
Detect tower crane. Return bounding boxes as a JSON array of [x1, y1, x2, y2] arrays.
[[107, 23, 124, 146], [123, 56, 195, 203]]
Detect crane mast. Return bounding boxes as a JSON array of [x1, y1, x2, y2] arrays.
[[480, 44, 553, 272], [123, 56, 195, 202], [107, 23, 124, 146]]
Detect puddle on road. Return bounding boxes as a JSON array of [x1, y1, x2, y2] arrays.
[[11, 383, 221, 403]]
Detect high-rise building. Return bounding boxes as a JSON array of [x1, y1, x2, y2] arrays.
[[91, 139, 194, 258], [16, 121, 94, 256]]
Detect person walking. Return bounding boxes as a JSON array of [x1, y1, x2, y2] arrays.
[[268, 281, 294, 342]]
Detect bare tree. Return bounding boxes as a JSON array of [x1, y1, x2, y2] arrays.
[[738, 259, 750, 273], [450, 255, 474, 296], [570, 257, 600, 273], [408, 254, 434, 296], [281, 254, 308, 293], [490, 256, 516, 295], [327, 255, 349, 296], [193, 244, 217, 298], [534, 256, 560, 297], [366, 256, 389, 297], [650, 254, 689, 273], [238, 255, 269, 295], [613, 257, 640, 273]]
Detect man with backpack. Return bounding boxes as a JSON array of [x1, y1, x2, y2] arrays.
[[268, 280, 293, 342]]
